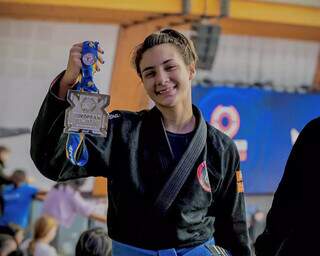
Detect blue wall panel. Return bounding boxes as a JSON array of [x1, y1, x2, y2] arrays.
[[192, 85, 320, 193]]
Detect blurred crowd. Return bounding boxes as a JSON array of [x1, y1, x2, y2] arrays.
[[0, 145, 111, 256]]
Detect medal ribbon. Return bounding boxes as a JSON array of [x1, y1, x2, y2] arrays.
[[66, 41, 99, 166]]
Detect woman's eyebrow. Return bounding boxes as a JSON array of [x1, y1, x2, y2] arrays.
[[141, 59, 173, 74]]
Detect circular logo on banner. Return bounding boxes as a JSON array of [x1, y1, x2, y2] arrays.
[[197, 161, 211, 192], [210, 105, 240, 139], [82, 53, 96, 66]]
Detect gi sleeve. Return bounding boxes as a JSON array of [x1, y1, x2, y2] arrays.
[[30, 72, 113, 182], [254, 120, 308, 256], [214, 141, 252, 256]]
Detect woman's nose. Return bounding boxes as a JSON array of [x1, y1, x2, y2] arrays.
[[155, 69, 169, 86]]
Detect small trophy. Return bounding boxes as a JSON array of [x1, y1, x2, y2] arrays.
[[64, 41, 110, 137]]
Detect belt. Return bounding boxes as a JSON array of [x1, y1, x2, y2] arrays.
[[112, 238, 217, 256]]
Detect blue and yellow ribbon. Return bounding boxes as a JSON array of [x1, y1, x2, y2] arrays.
[[66, 41, 100, 166]]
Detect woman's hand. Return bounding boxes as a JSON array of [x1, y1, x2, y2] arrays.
[[58, 42, 104, 98]]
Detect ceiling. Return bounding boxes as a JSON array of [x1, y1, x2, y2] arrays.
[[0, 0, 320, 41]]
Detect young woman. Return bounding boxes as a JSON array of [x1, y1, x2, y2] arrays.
[[31, 29, 251, 256], [25, 216, 58, 256], [42, 179, 106, 229]]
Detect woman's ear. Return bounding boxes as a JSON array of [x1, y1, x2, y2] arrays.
[[189, 63, 196, 80]]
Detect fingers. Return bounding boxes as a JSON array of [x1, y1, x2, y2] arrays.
[[69, 50, 82, 70], [71, 42, 103, 53], [97, 46, 105, 72], [98, 45, 104, 54], [70, 44, 82, 56], [68, 42, 105, 72], [96, 63, 101, 72], [73, 42, 83, 47], [98, 54, 104, 64], [69, 44, 82, 68]]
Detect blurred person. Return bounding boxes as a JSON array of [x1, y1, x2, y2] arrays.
[[0, 224, 24, 247], [7, 250, 23, 256], [75, 227, 111, 256], [0, 224, 24, 256], [0, 146, 10, 178], [248, 210, 265, 252], [41, 178, 106, 253], [31, 29, 251, 255], [42, 179, 106, 228], [0, 234, 17, 256], [255, 118, 320, 255], [23, 215, 58, 256], [248, 210, 265, 243], [0, 146, 13, 215], [0, 170, 45, 229]]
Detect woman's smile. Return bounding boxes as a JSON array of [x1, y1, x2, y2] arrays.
[[155, 85, 177, 96]]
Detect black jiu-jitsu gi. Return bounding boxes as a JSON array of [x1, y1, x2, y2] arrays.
[[255, 118, 320, 256], [30, 74, 251, 256]]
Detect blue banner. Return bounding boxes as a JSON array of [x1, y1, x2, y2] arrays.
[[192, 85, 320, 194]]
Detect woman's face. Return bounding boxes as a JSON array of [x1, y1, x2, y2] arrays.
[[0, 151, 10, 163], [15, 230, 24, 245], [139, 43, 195, 109], [46, 225, 57, 243]]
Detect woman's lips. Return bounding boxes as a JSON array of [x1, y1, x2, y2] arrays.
[[155, 85, 177, 95]]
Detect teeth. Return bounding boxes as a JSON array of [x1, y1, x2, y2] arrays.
[[159, 87, 172, 94]]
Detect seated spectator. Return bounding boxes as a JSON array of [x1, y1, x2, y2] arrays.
[[0, 224, 24, 252], [0, 224, 24, 247], [0, 146, 11, 180], [75, 227, 111, 256], [0, 170, 45, 229], [249, 210, 266, 244], [7, 250, 23, 256], [23, 216, 58, 256], [0, 234, 17, 256], [42, 179, 106, 228]]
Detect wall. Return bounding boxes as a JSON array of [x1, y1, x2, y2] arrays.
[[0, 18, 119, 189], [1, 18, 319, 189], [196, 34, 320, 88]]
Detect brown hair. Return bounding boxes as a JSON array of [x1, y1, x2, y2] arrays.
[[131, 28, 198, 78], [28, 216, 57, 255], [11, 170, 26, 187], [0, 146, 10, 163], [0, 146, 10, 154]]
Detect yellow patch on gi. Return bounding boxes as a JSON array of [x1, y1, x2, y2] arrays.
[[236, 170, 244, 193]]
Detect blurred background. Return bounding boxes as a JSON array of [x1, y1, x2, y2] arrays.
[[0, 0, 319, 255]]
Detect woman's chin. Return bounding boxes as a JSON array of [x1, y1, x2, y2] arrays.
[[156, 99, 177, 108]]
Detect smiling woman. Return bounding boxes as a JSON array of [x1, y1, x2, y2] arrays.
[[131, 29, 197, 133], [138, 44, 195, 127], [30, 29, 251, 256]]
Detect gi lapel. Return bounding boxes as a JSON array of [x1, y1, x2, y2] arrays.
[[154, 106, 207, 215], [139, 107, 174, 197]]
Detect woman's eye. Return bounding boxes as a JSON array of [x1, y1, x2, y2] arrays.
[[166, 65, 176, 71], [144, 71, 155, 78]]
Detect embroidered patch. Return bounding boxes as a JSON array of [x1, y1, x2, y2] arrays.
[[197, 161, 211, 192], [236, 169, 244, 193]]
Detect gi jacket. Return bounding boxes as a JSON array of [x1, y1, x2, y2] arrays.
[[255, 117, 320, 256], [30, 77, 251, 256]]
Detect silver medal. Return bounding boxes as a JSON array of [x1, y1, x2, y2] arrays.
[[64, 90, 110, 137]]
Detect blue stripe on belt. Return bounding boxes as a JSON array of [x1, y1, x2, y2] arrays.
[[112, 238, 216, 256]]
